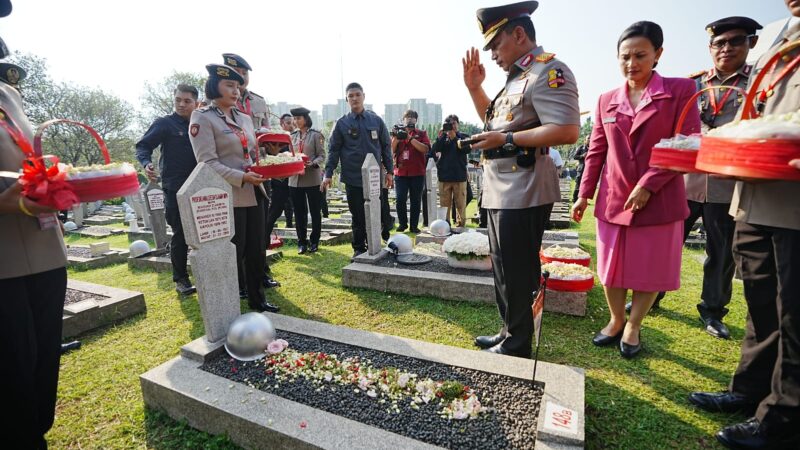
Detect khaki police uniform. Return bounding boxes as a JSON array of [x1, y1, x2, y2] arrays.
[[240, 90, 269, 130], [0, 68, 68, 448], [727, 21, 800, 433], [680, 65, 752, 322], [289, 129, 325, 188], [482, 45, 580, 355]]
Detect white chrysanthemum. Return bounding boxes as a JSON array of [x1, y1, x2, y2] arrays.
[[442, 232, 490, 256], [61, 162, 136, 180], [542, 261, 594, 280], [708, 109, 800, 139], [255, 153, 303, 166], [542, 245, 590, 259], [654, 134, 701, 150]]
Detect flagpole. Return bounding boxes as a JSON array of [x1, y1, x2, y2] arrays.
[[532, 271, 549, 386]]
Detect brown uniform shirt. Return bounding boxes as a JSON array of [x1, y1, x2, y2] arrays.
[[482, 46, 580, 209], [729, 23, 800, 231], [684, 65, 751, 203], [289, 129, 325, 188], [189, 103, 258, 208], [0, 83, 67, 279]]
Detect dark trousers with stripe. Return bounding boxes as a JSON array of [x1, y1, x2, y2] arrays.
[[0, 267, 67, 449]]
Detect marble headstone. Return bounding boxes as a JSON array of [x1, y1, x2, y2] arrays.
[[361, 154, 382, 256], [143, 181, 169, 250], [177, 162, 239, 343], [71, 204, 84, 227], [425, 158, 439, 226]]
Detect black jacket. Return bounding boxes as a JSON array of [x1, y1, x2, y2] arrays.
[[430, 131, 468, 182]]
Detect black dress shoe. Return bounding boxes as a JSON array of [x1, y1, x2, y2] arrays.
[[625, 297, 661, 313], [716, 417, 800, 450], [249, 301, 280, 313], [396, 225, 407, 232], [688, 391, 756, 414], [175, 279, 196, 295], [474, 334, 504, 349], [592, 326, 624, 347], [619, 331, 642, 359], [381, 229, 390, 241], [309, 243, 318, 253], [263, 276, 281, 289], [482, 343, 531, 359], [298, 245, 307, 255], [702, 317, 731, 339]]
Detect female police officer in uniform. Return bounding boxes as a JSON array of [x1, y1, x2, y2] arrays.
[[189, 64, 279, 313]]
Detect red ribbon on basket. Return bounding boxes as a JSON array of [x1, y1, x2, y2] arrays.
[[18, 154, 79, 210]]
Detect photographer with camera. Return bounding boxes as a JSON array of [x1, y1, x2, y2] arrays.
[[430, 114, 469, 228], [391, 110, 431, 233]]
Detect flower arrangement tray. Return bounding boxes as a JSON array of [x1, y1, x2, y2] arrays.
[[539, 251, 590, 268], [696, 136, 800, 181], [249, 161, 305, 179], [202, 330, 543, 450], [649, 147, 703, 173], [68, 172, 140, 202], [546, 277, 594, 293]]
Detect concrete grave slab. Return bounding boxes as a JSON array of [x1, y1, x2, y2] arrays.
[[62, 279, 146, 339], [66, 244, 130, 269], [128, 249, 283, 272], [67, 225, 125, 238], [140, 314, 584, 450], [82, 215, 122, 226], [273, 228, 353, 246]]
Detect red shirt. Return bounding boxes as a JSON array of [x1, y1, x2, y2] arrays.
[[393, 129, 431, 177]]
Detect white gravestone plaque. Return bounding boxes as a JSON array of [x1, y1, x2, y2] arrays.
[[146, 189, 165, 211], [368, 170, 381, 199], [190, 188, 232, 243]]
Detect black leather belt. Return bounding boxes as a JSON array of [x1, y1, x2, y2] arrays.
[[483, 147, 547, 160]]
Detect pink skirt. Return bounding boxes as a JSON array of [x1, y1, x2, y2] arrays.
[[596, 219, 683, 292]]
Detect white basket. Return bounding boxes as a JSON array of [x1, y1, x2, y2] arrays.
[[447, 254, 492, 271]]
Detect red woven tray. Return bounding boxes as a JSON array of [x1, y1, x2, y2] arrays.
[[68, 172, 140, 202], [650, 147, 702, 173], [546, 277, 594, 292], [249, 161, 305, 179], [696, 136, 800, 181], [539, 251, 591, 267]]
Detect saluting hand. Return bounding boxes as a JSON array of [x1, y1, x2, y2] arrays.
[[462, 47, 486, 91], [623, 185, 651, 213]]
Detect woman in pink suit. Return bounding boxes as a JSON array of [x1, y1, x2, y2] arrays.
[[572, 21, 700, 358]]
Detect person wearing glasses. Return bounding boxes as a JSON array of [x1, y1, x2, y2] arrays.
[[632, 17, 762, 338]]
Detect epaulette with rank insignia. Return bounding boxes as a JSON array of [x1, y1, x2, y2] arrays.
[[688, 69, 706, 79], [535, 52, 556, 63]]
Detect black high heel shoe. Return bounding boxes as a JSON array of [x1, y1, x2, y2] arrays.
[[620, 330, 642, 359], [592, 324, 625, 347]]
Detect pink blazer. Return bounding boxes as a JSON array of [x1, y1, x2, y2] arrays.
[[579, 72, 700, 226]]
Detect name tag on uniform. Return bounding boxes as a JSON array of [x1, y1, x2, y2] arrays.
[[506, 79, 528, 96], [371, 130, 378, 140], [223, 129, 234, 134], [602, 116, 616, 124]]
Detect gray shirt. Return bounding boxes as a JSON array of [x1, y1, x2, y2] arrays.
[[325, 109, 392, 187]]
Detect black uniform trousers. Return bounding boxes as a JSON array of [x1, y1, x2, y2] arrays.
[[233, 194, 267, 306], [683, 200, 736, 320], [164, 188, 190, 283], [321, 189, 329, 218], [572, 169, 583, 203], [345, 184, 368, 251], [0, 267, 67, 449], [290, 186, 323, 246], [487, 204, 553, 356], [729, 221, 800, 431], [380, 187, 393, 236], [265, 179, 291, 238]]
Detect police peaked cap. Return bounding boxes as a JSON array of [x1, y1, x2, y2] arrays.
[[0, 62, 26, 85], [222, 53, 252, 71], [205, 64, 245, 84], [477, 1, 538, 50], [706, 16, 762, 37], [290, 107, 311, 116]]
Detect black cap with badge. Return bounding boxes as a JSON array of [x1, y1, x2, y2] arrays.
[[222, 53, 252, 71], [476, 1, 538, 50], [0, 62, 26, 86], [206, 64, 244, 84], [706, 16, 762, 37]]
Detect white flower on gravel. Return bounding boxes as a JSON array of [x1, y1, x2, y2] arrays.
[[397, 373, 410, 388], [542, 261, 594, 280], [367, 390, 378, 398], [324, 372, 333, 382], [442, 232, 490, 256]]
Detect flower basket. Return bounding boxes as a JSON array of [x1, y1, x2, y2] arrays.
[[447, 254, 492, 271], [542, 261, 594, 292], [695, 40, 800, 181], [539, 251, 590, 267], [249, 132, 305, 179]]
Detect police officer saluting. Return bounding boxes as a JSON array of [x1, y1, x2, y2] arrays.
[[689, 3, 800, 448], [679, 17, 762, 339], [463, 1, 580, 357]]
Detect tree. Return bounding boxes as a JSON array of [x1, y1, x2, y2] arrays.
[[6, 51, 139, 166], [138, 71, 205, 130]]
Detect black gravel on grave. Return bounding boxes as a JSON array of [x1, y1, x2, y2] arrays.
[[374, 253, 493, 278], [65, 288, 109, 305], [202, 330, 542, 449]]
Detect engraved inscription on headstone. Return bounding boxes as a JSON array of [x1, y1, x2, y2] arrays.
[[361, 154, 382, 255], [146, 188, 165, 211], [190, 188, 232, 243]]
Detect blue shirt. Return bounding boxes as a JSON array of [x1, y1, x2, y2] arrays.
[[135, 112, 197, 191], [325, 109, 392, 187]]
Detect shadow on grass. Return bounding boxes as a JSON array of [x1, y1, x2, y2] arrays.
[[143, 409, 239, 450]]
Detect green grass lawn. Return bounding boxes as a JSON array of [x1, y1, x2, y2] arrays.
[[55, 204, 744, 449]]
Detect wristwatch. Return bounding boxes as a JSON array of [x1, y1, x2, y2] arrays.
[[502, 132, 515, 151]]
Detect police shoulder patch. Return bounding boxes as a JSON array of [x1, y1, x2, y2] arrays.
[[535, 52, 556, 63], [190, 123, 200, 137]]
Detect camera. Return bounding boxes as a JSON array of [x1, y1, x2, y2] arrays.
[[442, 122, 454, 132], [391, 123, 413, 140]]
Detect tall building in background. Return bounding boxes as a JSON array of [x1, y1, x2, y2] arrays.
[[384, 103, 406, 127]]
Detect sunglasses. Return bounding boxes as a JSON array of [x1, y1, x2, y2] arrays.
[[709, 35, 753, 49]]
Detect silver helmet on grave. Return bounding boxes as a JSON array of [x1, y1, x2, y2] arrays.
[[224, 312, 276, 361]]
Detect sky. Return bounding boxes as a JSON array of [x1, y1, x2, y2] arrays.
[[0, 0, 792, 125]]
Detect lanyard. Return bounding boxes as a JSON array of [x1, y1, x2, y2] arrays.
[[236, 97, 251, 116], [0, 107, 34, 156], [297, 131, 306, 155], [757, 51, 800, 109], [219, 112, 249, 158], [708, 75, 741, 117]]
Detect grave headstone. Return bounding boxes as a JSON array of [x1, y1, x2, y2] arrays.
[[131, 189, 151, 229], [71, 204, 84, 227], [143, 181, 169, 250], [425, 159, 439, 227], [177, 162, 239, 343], [89, 242, 110, 257], [361, 154, 382, 256]]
